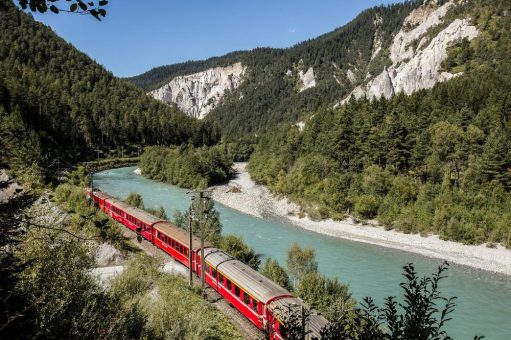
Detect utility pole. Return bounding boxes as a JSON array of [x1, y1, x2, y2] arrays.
[[200, 191, 206, 295], [187, 189, 212, 297], [188, 206, 193, 288], [301, 305, 306, 339]]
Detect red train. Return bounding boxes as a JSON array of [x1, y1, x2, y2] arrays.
[[87, 189, 328, 339]]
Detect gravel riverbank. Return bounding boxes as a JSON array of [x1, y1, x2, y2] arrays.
[[210, 163, 511, 276]]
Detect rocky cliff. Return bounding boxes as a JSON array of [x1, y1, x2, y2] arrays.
[[340, 0, 479, 104], [132, 0, 495, 136], [149, 62, 246, 119]]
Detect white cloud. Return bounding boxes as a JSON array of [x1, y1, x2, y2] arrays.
[[288, 28, 298, 33]]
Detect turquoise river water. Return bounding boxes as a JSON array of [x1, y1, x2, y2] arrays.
[[94, 167, 511, 339]]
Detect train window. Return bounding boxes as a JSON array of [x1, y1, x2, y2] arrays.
[[235, 285, 241, 298], [227, 279, 232, 291], [244, 292, 250, 305], [218, 273, 224, 285], [251, 299, 258, 312], [212, 268, 217, 279]]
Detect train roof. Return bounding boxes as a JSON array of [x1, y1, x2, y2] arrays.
[[203, 248, 291, 304], [154, 221, 211, 251], [92, 190, 112, 200], [268, 297, 329, 339], [124, 206, 164, 226], [107, 197, 132, 211]]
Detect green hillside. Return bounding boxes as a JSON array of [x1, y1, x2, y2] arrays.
[[249, 0, 511, 246], [0, 4, 220, 181]]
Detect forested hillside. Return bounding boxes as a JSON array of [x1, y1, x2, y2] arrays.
[[129, 1, 418, 136], [249, 0, 511, 246], [0, 4, 221, 181]]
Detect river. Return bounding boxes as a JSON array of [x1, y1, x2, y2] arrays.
[[93, 166, 511, 339]]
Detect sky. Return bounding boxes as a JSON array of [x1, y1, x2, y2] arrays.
[[32, 0, 405, 77]]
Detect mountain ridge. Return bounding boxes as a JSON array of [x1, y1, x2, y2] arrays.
[[128, 1, 420, 134]]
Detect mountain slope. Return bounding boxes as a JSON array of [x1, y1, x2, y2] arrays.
[[129, 1, 419, 136], [248, 0, 511, 246], [0, 4, 220, 179]]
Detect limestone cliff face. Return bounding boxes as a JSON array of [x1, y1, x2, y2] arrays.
[[149, 62, 246, 119], [298, 67, 316, 92], [341, 0, 479, 104]]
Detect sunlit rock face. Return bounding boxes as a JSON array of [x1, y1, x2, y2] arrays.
[[149, 62, 246, 119], [341, 0, 479, 104]]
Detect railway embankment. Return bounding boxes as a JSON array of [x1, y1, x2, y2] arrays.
[[210, 163, 511, 276]]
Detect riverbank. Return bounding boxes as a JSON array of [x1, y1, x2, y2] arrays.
[[210, 163, 511, 276]]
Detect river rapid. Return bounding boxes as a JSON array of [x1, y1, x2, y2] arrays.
[[94, 166, 511, 339]]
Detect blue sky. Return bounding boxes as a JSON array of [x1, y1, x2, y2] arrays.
[[32, 0, 404, 77]]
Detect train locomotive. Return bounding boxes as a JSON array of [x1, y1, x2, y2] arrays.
[[87, 189, 328, 339]]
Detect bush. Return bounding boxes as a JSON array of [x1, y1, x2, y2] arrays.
[[140, 145, 233, 189], [354, 194, 379, 219]]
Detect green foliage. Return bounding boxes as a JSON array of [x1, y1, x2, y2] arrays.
[[15, 228, 147, 339], [260, 257, 291, 290], [219, 234, 261, 270], [1, 180, 239, 339], [286, 243, 318, 288], [0, 193, 34, 337], [111, 255, 240, 339], [296, 272, 355, 320], [0, 4, 220, 179], [53, 183, 126, 247], [125, 192, 144, 209], [249, 1, 511, 246], [140, 145, 233, 189], [319, 262, 485, 340], [172, 209, 187, 229], [145, 206, 168, 220], [354, 194, 379, 219]]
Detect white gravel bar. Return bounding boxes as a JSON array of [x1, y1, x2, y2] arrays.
[[211, 163, 511, 276]]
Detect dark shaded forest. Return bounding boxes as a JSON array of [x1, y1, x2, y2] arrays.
[[0, 3, 221, 181]]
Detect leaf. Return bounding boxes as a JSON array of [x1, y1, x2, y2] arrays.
[[78, 0, 87, 11], [50, 5, 59, 14], [70, 3, 78, 12], [89, 9, 101, 20], [36, 2, 48, 12], [99, 0, 108, 6], [98, 8, 106, 17]]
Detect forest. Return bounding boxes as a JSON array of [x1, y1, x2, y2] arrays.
[[249, 0, 511, 246], [140, 145, 234, 189], [0, 3, 221, 183]]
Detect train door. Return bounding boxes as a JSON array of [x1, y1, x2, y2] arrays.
[[140, 222, 152, 241]]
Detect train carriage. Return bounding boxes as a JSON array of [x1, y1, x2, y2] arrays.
[[88, 189, 329, 339], [153, 221, 211, 268], [123, 206, 164, 240], [202, 247, 293, 331]]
